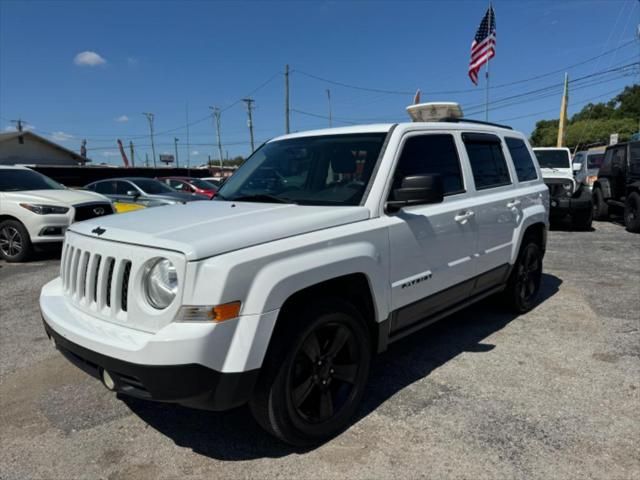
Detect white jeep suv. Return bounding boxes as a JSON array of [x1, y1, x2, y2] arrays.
[[0, 166, 114, 262], [40, 104, 549, 446]]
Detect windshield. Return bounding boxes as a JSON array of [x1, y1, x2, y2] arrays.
[[217, 133, 387, 206], [587, 153, 604, 170], [130, 178, 176, 194], [534, 149, 571, 169], [0, 169, 64, 191], [189, 178, 217, 190]]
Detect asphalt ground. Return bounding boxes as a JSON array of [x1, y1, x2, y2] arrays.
[[1, 221, 638, 479]]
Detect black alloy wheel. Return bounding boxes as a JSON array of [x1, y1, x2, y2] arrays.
[[503, 241, 543, 313], [515, 244, 542, 307], [249, 300, 371, 446], [289, 322, 360, 425]]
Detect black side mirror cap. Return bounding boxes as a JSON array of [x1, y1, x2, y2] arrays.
[[386, 174, 444, 212]]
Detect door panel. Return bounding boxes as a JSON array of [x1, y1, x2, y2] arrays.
[[388, 197, 478, 318]]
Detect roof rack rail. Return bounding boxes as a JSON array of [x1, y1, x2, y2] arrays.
[[439, 117, 513, 130]]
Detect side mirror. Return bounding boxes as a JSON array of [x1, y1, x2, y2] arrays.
[[572, 162, 582, 173], [126, 190, 140, 198], [386, 174, 444, 212]]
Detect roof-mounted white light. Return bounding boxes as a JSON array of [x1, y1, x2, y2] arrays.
[[406, 102, 464, 122]]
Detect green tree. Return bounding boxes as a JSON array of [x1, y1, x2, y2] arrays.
[[530, 83, 640, 148]]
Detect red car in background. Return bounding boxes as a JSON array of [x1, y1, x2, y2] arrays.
[[158, 176, 218, 199]]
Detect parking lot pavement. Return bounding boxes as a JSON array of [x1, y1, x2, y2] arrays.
[[1, 221, 638, 480]]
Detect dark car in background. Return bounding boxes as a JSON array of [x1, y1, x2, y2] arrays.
[[592, 140, 640, 233], [158, 176, 218, 199], [85, 177, 207, 208]]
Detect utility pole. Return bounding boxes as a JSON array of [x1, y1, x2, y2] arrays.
[[285, 64, 290, 134], [174, 137, 180, 168], [10, 119, 25, 144], [129, 141, 135, 167], [185, 103, 191, 172], [142, 112, 157, 168], [326, 89, 332, 128], [557, 73, 569, 148], [242, 98, 256, 152], [209, 106, 224, 171], [145, 153, 149, 168]]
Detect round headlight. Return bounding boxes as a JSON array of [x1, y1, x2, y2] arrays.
[[144, 258, 178, 309]]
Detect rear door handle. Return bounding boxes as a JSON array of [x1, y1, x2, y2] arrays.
[[454, 210, 475, 223], [507, 200, 521, 208]]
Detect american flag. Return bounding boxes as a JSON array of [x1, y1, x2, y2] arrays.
[[468, 5, 496, 85]]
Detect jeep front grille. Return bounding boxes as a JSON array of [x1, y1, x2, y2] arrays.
[[61, 244, 132, 317], [544, 179, 572, 199]]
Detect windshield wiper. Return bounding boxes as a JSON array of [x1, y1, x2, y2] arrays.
[[230, 194, 296, 204]]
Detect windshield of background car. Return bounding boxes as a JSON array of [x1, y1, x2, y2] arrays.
[[0, 169, 64, 191], [587, 153, 604, 170], [534, 149, 571, 169], [217, 132, 387, 205], [130, 179, 175, 194], [190, 178, 217, 190]]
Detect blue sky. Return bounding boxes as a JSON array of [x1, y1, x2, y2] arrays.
[[1, 0, 638, 165]]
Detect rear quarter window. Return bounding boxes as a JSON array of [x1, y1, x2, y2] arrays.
[[505, 137, 538, 182]]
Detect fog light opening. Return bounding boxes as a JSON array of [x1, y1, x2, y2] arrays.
[[101, 369, 115, 390]]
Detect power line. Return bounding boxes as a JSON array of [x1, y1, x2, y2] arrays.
[[293, 39, 637, 97]]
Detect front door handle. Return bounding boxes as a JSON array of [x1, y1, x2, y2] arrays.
[[454, 210, 475, 223], [506, 199, 521, 208]]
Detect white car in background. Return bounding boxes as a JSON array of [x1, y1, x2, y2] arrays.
[[0, 166, 115, 262]]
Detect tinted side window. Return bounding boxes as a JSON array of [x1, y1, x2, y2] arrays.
[[464, 136, 511, 189], [393, 134, 464, 196], [115, 181, 133, 195], [505, 137, 537, 182], [94, 181, 114, 194], [630, 142, 640, 176]]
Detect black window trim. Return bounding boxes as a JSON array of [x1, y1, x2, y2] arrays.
[[385, 131, 467, 203], [463, 132, 513, 191]]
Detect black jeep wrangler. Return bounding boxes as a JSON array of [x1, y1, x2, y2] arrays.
[[592, 140, 640, 233]]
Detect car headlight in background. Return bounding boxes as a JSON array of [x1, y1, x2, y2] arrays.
[[562, 183, 573, 196], [144, 258, 178, 309], [19, 203, 69, 215]]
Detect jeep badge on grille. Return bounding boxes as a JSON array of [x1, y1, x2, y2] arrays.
[[91, 227, 106, 236]]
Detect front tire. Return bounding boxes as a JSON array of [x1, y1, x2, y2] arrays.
[[249, 299, 371, 447], [624, 192, 640, 233], [592, 187, 609, 220], [503, 241, 543, 313], [0, 220, 32, 262]]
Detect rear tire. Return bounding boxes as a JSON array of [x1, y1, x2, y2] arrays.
[[249, 299, 371, 447], [624, 192, 640, 233], [503, 240, 543, 314], [0, 220, 32, 262], [592, 187, 609, 220]]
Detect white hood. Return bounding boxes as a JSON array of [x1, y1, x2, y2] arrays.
[[68, 201, 370, 260], [5, 189, 111, 206]]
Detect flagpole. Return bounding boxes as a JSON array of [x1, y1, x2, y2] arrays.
[[485, 2, 492, 121], [485, 59, 490, 121]]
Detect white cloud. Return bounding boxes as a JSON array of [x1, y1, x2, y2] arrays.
[[51, 131, 74, 142], [191, 150, 200, 156], [74, 51, 107, 67], [115, 115, 129, 123], [5, 123, 36, 132]]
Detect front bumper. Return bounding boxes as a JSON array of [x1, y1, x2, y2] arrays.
[[549, 189, 592, 219], [40, 277, 278, 410], [43, 320, 258, 410]]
